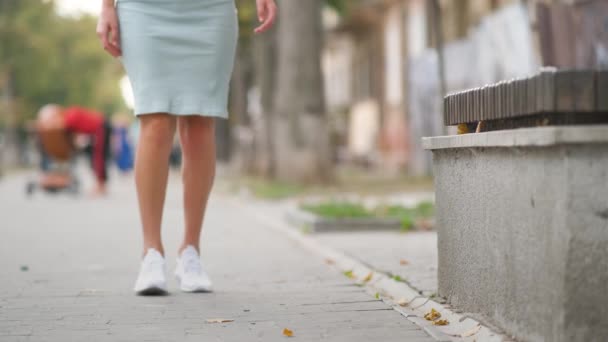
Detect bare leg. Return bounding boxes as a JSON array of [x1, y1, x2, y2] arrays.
[[177, 116, 216, 254], [134, 114, 177, 256]]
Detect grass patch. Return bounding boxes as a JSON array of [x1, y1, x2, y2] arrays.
[[300, 200, 435, 231], [301, 202, 374, 219], [221, 165, 434, 200]]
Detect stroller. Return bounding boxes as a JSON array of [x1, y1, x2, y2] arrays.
[[26, 128, 80, 196]]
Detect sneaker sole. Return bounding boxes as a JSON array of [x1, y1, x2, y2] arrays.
[[175, 274, 213, 293], [135, 287, 169, 296], [180, 286, 213, 293]]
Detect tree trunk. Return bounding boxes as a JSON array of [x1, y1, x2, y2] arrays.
[[1, 68, 19, 172], [273, 0, 332, 183], [228, 44, 253, 169], [251, 22, 277, 177]]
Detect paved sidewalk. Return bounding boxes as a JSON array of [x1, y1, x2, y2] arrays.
[[0, 172, 435, 342], [315, 232, 437, 297]]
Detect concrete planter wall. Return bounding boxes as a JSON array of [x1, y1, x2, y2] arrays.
[[423, 126, 608, 342]]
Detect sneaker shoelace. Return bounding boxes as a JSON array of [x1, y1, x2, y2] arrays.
[[143, 256, 164, 273], [184, 256, 202, 275]]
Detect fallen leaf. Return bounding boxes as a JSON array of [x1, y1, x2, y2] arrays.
[[399, 259, 409, 266], [455, 324, 481, 337], [397, 298, 408, 307], [343, 270, 354, 279], [362, 272, 373, 282], [206, 319, 234, 324], [417, 219, 434, 230], [324, 258, 335, 265], [375, 292, 380, 299], [457, 123, 470, 135], [283, 328, 294, 337], [433, 319, 449, 326], [424, 308, 441, 321]]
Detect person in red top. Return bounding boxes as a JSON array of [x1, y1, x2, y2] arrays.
[[37, 104, 112, 196]]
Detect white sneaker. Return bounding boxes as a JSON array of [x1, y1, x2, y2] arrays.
[[133, 248, 168, 296], [175, 246, 213, 293]]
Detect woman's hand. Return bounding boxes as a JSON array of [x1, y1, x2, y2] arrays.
[[254, 0, 277, 34], [96, 2, 122, 57]]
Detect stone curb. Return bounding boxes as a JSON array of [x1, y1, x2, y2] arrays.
[[231, 198, 512, 342], [285, 206, 403, 233], [422, 125, 608, 150]]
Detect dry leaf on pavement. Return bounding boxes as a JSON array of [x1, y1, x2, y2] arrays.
[[454, 324, 481, 337], [362, 272, 373, 282], [283, 328, 294, 337], [424, 308, 441, 321], [324, 258, 335, 265], [397, 298, 408, 307], [417, 219, 434, 230], [433, 319, 449, 326], [343, 270, 355, 279], [206, 318, 234, 324], [399, 259, 409, 266]]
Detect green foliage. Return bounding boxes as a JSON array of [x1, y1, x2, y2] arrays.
[[301, 200, 435, 231], [399, 215, 414, 232], [0, 0, 126, 123], [302, 202, 373, 219], [416, 201, 435, 218], [325, 0, 349, 15], [235, 0, 257, 38]]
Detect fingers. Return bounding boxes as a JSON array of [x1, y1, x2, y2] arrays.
[[97, 22, 122, 57], [105, 43, 122, 58], [257, 0, 266, 23], [96, 24, 109, 51], [109, 23, 122, 56], [254, 1, 276, 34]]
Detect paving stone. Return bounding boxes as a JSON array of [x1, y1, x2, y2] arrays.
[[0, 171, 436, 341]]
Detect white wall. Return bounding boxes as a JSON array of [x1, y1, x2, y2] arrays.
[[408, 0, 428, 59], [323, 35, 354, 110], [384, 6, 404, 107]]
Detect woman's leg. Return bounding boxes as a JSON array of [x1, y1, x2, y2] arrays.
[[135, 114, 177, 256], [177, 116, 216, 254]]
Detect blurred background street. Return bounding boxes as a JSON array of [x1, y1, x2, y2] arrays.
[[1, 0, 607, 341]]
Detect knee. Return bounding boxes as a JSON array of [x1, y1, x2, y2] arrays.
[[179, 117, 215, 148], [139, 114, 176, 151]]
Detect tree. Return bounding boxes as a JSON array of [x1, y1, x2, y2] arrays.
[[0, 0, 126, 167], [250, 13, 277, 177], [272, 0, 332, 183]]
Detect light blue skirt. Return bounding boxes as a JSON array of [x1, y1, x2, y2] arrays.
[[117, 0, 238, 118]]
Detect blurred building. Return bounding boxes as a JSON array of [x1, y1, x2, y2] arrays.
[[323, 0, 541, 175]]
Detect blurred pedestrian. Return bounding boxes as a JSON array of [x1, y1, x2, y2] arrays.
[[36, 104, 112, 196], [112, 114, 134, 174], [97, 0, 277, 295]]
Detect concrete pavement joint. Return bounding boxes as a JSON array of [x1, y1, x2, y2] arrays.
[[231, 197, 509, 342]]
